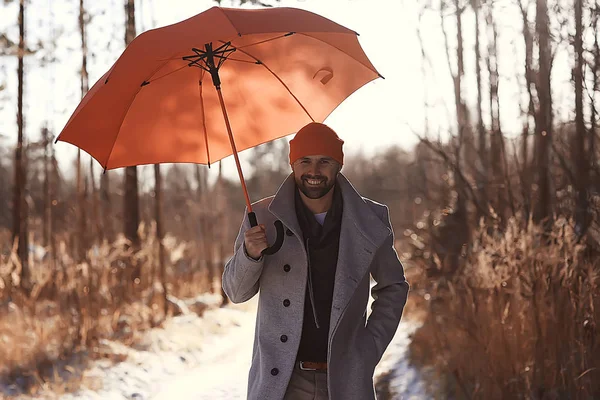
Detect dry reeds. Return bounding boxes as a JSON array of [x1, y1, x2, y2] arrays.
[[410, 216, 600, 399], [0, 222, 216, 395]]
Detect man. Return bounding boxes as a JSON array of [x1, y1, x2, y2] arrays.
[[222, 122, 409, 400]]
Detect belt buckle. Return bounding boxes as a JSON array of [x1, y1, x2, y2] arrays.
[[299, 361, 317, 371]]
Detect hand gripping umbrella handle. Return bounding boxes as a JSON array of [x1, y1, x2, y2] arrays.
[[248, 212, 285, 256]]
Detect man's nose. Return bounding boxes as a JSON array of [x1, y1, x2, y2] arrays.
[[308, 163, 320, 176]]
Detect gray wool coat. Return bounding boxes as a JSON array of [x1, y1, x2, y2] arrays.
[[222, 173, 409, 400]]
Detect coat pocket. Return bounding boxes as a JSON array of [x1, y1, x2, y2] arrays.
[[358, 327, 379, 369]]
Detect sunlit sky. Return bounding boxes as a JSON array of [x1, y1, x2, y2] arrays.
[[0, 0, 577, 187]]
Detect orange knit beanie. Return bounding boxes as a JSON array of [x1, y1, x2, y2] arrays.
[[289, 122, 344, 165]]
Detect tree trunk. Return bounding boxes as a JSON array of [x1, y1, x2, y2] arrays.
[[76, 153, 85, 262], [196, 165, 215, 292], [154, 164, 167, 317], [42, 127, 51, 249], [218, 162, 229, 306], [98, 0, 111, 244], [124, 0, 140, 251], [13, 0, 29, 289], [416, 5, 431, 136], [591, 0, 599, 188], [520, 124, 530, 222], [518, 0, 536, 223], [534, 0, 553, 226], [90, 159, 99, 242], [474, 0, 488, 222], [447, 0, 471, 274], [75, 0, 89, 262], [573, 0, 589, 236], [453, 0, 470, 219], [50, 137, 58, 263], [485, 1, 507, 224], [438, 0, 471, 274], [100, 171, 112, 242], [80, 0, 97, 249]]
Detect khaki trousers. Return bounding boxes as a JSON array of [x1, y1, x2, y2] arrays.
[[283, 363, 329, 400]]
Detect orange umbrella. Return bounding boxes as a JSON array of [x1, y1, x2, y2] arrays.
[[56, 6, 382, 255]]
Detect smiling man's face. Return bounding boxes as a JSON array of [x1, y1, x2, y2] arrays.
[[292, 155, 341, 199]]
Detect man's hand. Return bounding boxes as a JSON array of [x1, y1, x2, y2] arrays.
[[244, 224, 268, 260]]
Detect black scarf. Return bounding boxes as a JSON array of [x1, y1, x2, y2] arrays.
[[294, 181, 343, 362]]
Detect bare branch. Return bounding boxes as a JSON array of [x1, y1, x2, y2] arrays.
[[417, 135, 496, 221]]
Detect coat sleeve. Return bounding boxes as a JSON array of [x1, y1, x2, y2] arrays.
[[222, 209, 265, 303], [366, 205, 410, 361]]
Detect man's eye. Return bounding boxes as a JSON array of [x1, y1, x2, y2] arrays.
[[320, 160, 330, 164], [301, 160, 310, 164]]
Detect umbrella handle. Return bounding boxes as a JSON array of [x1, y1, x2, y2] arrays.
[[248, 212, 285, 256]]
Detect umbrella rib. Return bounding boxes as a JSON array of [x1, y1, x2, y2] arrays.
[[218, 8, 241, 37], [225, 44, 315, 122], [225, 58, 259, 64], [236, 33, 294, 49], [146, 64, 189, 84], [295, 32, 382, 78], [104, 86, 145, 169]]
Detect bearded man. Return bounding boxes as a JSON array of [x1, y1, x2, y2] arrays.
[[223, 122, 409, 400]]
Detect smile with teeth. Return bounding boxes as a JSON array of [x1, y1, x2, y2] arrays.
[[306, 178, 324, 186]]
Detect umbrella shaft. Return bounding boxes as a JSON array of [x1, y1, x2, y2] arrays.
[[216, 87, 253, 213]]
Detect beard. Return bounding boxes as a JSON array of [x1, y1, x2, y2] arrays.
[[295, 173, 336, 199]]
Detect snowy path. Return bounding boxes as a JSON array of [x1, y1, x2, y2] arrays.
[[373, 320, 430, 399], [150, 299, 429, 400], [21, 294, 429, 400], [151, 303, 255, 400]]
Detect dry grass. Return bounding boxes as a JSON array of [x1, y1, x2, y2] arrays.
[[409, 216, 600, 399], [0, 223, 216, 396]]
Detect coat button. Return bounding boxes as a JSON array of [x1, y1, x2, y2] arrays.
[[286, 229, 294, 236], [280, 335, 288, 343], [271, 368, 279, 376], [283, 299, 290, 307], [283, 264, 291, 272]]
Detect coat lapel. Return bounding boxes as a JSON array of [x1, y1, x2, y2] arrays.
[[329, 174, 391, 336], [268, 173, 302, 238]]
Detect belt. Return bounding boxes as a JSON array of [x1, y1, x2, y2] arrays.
[[298, 361, 328, 371]]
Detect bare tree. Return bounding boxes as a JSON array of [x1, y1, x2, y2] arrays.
[[416, 6, 431, 136], [473, 0, 488, 221], [100, 171, 113, 242], [42, 127, 52, 249], [534, 0, 553, 225], [154, 164, 167, 316], [217, 162, 229, 306], [13, 0, 29, 289], [89, 162, 99, 241], [196, 165, 215, 292], [439, 0, 471, 274], [573, 0, 589, 235], [518, 0, 536, 222], [124, 0, 140, 250], [76, 0, 89, 262], [485, 1, 505, 221], [591, 0, 599, 183], [80, 0, 100, 246]]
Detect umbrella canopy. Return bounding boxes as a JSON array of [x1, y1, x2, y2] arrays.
[[57, 6, 382, 170], [57, 6, 382, 256]]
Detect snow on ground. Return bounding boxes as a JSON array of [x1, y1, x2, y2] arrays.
[[374, 320, 430, 399], [151, 305, 430, 400], [18, 293, 430, 400]]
